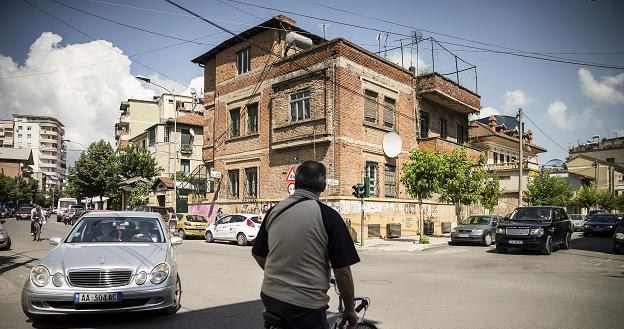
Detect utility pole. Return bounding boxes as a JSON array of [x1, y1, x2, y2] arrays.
[[360, 197, 365, 247], [517, 108, 523, 207]]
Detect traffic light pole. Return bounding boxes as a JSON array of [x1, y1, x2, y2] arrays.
[[360, 197, 364, 247]]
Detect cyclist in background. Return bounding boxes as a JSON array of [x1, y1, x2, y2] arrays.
[[30, 204, 43, 237]]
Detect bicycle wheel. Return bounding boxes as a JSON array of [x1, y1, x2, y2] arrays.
[[357, 322, 378, 329]]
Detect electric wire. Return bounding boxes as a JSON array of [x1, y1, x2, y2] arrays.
[[522, 112, 569, 153]]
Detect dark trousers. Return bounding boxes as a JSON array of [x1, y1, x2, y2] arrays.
[[261, 292, 329, 329]]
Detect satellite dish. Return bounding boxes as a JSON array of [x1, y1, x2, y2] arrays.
[[382, 132, 402, 158]]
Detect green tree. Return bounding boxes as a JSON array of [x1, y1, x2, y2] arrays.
[[401, 149, 446, 236], [128, 181, 151, 209], [479, 175, 502, 212], [117, 145, 162, 180], [596, 191, 618, 211], [524, 172, 573, 207], [574, 185, 598, 212], [617, 194, 624, 212]]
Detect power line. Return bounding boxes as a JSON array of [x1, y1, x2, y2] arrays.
[[215, 0, 263, 20], [522, 112, 568, 153]]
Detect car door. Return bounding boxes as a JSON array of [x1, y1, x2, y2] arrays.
[[553, 209, 566, 242], [213, 215, 231, 239], [227, 215, 246, 240]]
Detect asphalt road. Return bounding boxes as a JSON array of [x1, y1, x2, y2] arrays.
[[1, 217, 623, 329]]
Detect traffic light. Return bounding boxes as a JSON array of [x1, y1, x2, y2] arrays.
[[352, 183, 365, 198]]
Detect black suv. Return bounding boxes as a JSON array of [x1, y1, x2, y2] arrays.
[[495, 206, 573, 255]]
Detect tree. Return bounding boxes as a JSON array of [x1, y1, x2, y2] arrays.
[[68, 140, 119, 209], [128, 181, 151, 209], [596, 191, 618, 211], [117, 145, 162, 180], [574, 185, 598, 212], [524, 172, 573, 207], [401, 149, 446, 236], [479, 175, 502, 212]]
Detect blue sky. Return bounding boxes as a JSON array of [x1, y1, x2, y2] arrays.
[[1, 0, 622, 164]]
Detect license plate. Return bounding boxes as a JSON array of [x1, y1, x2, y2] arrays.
[[508, 240, 523, 245], [74, 292, 122, 304], [458, 234, 469, 238]]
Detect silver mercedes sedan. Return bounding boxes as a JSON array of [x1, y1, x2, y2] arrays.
[[21, 211, 182, 320]]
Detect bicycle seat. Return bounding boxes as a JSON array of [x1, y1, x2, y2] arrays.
[[263, 310, 288, 328]]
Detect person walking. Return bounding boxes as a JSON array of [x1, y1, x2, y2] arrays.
[[252, 161, 360, 329]]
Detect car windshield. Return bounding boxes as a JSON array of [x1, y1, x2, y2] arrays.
[[461, 216, 492, 225], [588, 215, 618, 223], [19, 207, 32, 213], [250, 216, 262, 224], [510, 208, 553, 221], [570, 215, 583, 220], [65, 216, 165, 243]]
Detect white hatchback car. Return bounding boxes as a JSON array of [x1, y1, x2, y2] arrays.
[[204, 213, 262, 246]]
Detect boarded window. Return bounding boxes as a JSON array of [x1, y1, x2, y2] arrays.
[[364, 90, 378, 123], [383, 97, 395, 128]]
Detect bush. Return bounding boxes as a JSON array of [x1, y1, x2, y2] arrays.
[[419, 235, 430, 244]]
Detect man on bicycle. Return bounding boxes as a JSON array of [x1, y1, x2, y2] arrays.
[[30, 204, 43, 237], [252, 161, 360, 329]]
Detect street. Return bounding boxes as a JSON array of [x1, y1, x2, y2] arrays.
[[1, 217, 623, 329]]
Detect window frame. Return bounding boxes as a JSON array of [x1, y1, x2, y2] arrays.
[[236, 48, 251, 75], [457, 124, 465, 145], [228, 169, 239, 199], [419, 112, 429, 139], [365, 162, 378, 197], [229, 108, 241, 138], [364, 89, 378, 124], [245, 167, 258, 198], [180, 159, 190, 174], [384, 164, 397, 198], [290, 90, 311, 122], [247, 103, 259, 134], [440, 118, 448, 139], [383, 96, 395, 128]]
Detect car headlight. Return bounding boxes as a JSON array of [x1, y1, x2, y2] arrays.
[[606, 226, 613, 229], [530, 228, 544, 237], [150, 263, 170, 284], [472, 229, 484, 235], [0, 229, 6, 239], [615, 233, 624, 241], [496, 228, 505, 234], [31, 265, 50, 287], [135, 271, 147, 285], [52, 272, 64, 287], [584, 224, 589, 228]]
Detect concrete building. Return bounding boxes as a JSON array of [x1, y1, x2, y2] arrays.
[[188, 15, 482, 238], [567, 136, 624, 193], [469, 115, 547, 214], [12, 114, 66, 191], [0, 119, 14, 147]]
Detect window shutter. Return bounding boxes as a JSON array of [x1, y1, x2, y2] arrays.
[[383, 97, 395, 128], [364, 90, 377, 123]]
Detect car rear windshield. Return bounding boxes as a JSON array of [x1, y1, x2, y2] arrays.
[[19, 207, 33, 213], [187, 215, 207, 222], [588, 215, 618, 223], [461, 216, 492, 225], [65, 216, 165, 243], [250, 216, 262, 224], [509, 208, 553, 221], [570, 215, 583, 220]]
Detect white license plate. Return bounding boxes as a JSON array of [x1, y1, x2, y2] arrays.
[[458, 234, 469, 238], [508, 240, 523, 245], [74, 292, 122, 304]]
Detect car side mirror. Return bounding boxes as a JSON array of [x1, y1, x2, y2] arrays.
[[171, 237, 183, 246], [49, 237, 62, 245]]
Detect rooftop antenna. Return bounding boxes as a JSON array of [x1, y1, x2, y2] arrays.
[[400, 40, 404, 68], [319, 23, 329, 39], [376, 32, 382, 54], [383, 33, 389, 58]]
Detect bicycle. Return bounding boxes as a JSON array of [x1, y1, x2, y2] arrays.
[[33, 220, 42, 241], [263, 277, 377, 329]]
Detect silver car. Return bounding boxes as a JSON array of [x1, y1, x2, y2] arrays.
[[450, 215, 502, 246], [21, 212, 182, 320], [569, 214, 585, 231]]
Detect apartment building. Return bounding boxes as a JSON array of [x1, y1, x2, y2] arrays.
[[0, 119, 14, 147], [567, 136, 624, 193], [12, 114, 66, 191], [189, 15, 482, 238]]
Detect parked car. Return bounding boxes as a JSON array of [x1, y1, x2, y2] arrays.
[[450, 215, 502, 246], [613, 219, 624, 254], [21, 211, 182, 320], [569, 214, 585, 231], [583, 214, 619, 236], [174, 213, 209, 239], [204, 213, 262, 246], [587, 209, 607, 217], [16, 207, 33, 221], [0, 208, 14, 218], [0, 219, 11, 250], [495, 206, 573, 255]]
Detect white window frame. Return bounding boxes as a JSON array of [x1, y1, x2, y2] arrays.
[[290, 90, 311, 122], [236, 48, 251, 75]]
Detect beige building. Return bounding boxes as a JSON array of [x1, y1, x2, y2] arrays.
[[0, 148, 34, 178], [567, 136, 624, 194], [0, 119, 14, 147]]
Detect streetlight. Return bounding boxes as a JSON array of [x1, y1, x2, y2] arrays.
[[136, 75, 178, 215]]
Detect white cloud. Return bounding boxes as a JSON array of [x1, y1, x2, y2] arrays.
[[501, 89, 528, 114], [386, 49, 429, 73], [0, 32, 202, 162], [476, 106, 500, 119], [578, 68, 624, 105], [546, 100, 602, 130]]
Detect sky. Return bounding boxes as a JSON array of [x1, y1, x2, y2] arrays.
[[0, 0, 622, 165]]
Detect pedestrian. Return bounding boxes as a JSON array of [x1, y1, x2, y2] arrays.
[[252, 161, 360, 329], [216, 208, 223, 222]]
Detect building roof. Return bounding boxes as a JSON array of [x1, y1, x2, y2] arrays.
[[12, 114, 64, 127], [166, 114, 204, 127], [469, 121, 547, 153], [0, 148, 34, 164], [118, 176, 152, 187], [152, 176, 174, 189], [191, 15, 325, 65]]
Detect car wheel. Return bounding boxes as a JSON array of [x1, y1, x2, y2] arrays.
[[561, 232, 571, 250], [541, 236, 553, 255], [178, 229, 185, 240], [205, 230, 214, 243], [483, 233, 493, 246], [496, 245, 507, 254], [21, 281, 47, 321], [237, 233, 248, 246], [1, 238, 10, 250], [164, 274, 182, 315]]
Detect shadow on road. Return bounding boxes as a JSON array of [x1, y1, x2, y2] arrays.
[[0, 255, 38, 275], [570, 235, 615, 254]]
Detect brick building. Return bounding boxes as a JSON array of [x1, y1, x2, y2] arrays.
[[189, 16, 481, 239]]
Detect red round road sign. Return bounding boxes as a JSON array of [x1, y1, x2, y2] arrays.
[[287, 182, 295, 195]]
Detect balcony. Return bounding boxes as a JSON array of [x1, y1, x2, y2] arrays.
[[485, 161, 541, 172], [180, 144, 193, 155], [417, 73, 480, 114], [418, 137, 481, 161], [41, 129, 58, 137]]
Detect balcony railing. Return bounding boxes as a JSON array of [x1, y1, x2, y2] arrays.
[[418, 136, 481, 160], [417, 73, 480, 114], [486, 161, 541, 172]]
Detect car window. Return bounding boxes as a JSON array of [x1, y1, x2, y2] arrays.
[[250, 216, 262, 224], [219, 216, 232, 224], [460, 216, 492, 225], [65, 216, 165, 243], [588, 215, 618, 223], [231, 215, 246, 223], [176, 214, 184, 220], [189, 215, 207, 223], [510, 208, 553, 221]]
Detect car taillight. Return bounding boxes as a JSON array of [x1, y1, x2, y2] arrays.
[[246, 219, 255, 228]]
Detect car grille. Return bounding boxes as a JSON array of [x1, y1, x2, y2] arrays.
[[68, 270, 132, 288], [506, 228, 529, 236], [458, 229, 472, 233]]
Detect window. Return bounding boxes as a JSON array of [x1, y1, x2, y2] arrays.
[[27, 134, 31, 139], [457, 125, 465, 145], [17, 126, 22, 130], [506, 155, 510, 163], [27, 126, 31, 131], [493, 152, 498, 164], [607, 158, 615, 163], [440, 119, 448, 139], [364, 90, 378, 123], [164, 126, 170, 143], [17, 134, 22, 138], [384, 165, 397, 197], [181, 129, 191, 149], [180, 159, 190, 173], [499, 153, 504, 163], [228, 169, 239, 198], [290, 90, 311, 122], [365, 162, 378, 196], [383, 97, 395, 128], [419, 112, 429, 138], [245, 167, 257, 198], [230, 108, 240, 137], [236, 48, 251, 74], [148, 127, 156, 147], [247, 103, 258, 134]]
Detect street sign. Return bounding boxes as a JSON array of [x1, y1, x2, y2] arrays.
[[326, 178, 339, 186], [210, 171, 222, 179], [285, 167, 296, 182], [287, 182, 295, 195]]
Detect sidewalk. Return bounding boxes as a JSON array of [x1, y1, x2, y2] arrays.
[[354, 235, 451, 252]]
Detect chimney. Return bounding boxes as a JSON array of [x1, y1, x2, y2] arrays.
[[488, 115, 497, 132], [274, 15, 297, 27]]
